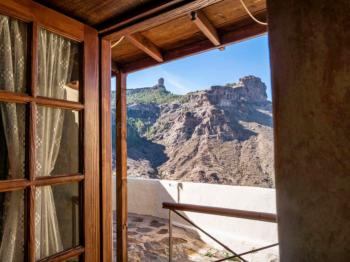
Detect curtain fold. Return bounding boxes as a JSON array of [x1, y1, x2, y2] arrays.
[[0, 16, 76, 261], [35, 29, 75, 260], [0, 15, 27, 262]]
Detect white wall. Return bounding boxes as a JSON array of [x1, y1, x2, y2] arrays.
[[113, 177, 279, 261]]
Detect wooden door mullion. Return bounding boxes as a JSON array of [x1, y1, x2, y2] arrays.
[[0, 92, 84, 110], [28, 20, 38, 262], [28, 102, 37, 262], [27, 185, 36, 262], [29, 102, 36, 182]]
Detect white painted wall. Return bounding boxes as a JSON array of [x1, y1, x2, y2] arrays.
[[113, 177, 279, 261]]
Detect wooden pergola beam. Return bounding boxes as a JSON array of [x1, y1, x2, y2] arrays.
[[102, 0, 224, 40], [98, 0, 186, 33], [121, 15, 267, 73], [126, 33, 164, 62], [191, 10, 220, 46]]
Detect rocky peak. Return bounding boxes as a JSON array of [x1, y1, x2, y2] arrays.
[[149, 77, 167, 92], [127, 78, 168, 96], [231, 75, 268, 102], [190, 76, 267, 107], [156, 77, 165, 88]]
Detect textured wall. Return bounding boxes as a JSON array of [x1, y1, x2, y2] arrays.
[[268, 0, 350, 260]]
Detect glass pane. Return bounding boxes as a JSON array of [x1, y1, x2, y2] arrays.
[[35, 106, 80, 176], [35, 183, 80, 260], [37, 28, 81, 102], [0, 15, 28, 93], [0, 102, 26, 179], [0, 190, 25, 261]]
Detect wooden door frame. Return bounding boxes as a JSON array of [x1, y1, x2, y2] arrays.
[[83, 25, 100, 262], [100, 39, 113, 262], [115, 72, 128, 262], [100, 39, 128, 261], [100, 2, 267, 262], [0, 1, 100, 261]]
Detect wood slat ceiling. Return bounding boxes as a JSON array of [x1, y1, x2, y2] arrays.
[[35, 0, 267, 72], [34, 0, 162, 27], [111, 0, 266, 70], [112, 15, 207, 65], [203, 0, 265, 28]]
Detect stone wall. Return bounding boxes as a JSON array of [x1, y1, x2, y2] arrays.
[[268, 0, 350, 260]]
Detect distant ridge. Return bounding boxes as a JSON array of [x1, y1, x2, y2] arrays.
[[126, 78, 183, 104], [127, 77, 168, 95]]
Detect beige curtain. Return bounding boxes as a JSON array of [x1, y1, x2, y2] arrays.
[[0, 15, 27, 262], [35, 29, 76, 260], [0, 16, 76, 261]]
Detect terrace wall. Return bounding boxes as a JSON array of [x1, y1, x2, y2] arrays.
[[113, 177, 279, 260]]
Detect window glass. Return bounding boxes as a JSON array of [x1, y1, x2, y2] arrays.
[[0, 102, 26, 179], [35, 183, 80, 260], [35, 106, 80, 177], [0, 190, 25, 260], [0, 15, 28, 93], [37, 28, 81, 102]]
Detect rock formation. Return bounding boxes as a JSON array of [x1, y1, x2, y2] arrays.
[[113, 76, 274, 188]]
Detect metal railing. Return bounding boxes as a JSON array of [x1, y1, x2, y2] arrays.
[[163, 202, 278, 262]]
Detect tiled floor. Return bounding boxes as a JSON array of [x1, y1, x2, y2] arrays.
[[113, 212, 234, 262]]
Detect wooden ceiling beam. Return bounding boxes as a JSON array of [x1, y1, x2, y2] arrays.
[[126, 33, 164, 62], [98, 0, 186, 32], [191, 10, 220, 46], [101, 0, 224, 40], [120, 16, 267, 73]]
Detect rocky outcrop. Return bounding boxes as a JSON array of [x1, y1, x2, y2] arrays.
[[113, 76, 274, 188], [127, 78, 168, 96]]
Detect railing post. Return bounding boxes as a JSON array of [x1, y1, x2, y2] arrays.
[[163, 202, 278, 262], [169, 209, 173, 262]]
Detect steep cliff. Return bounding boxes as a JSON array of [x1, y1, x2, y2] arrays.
[[113, 76, 274, 187]]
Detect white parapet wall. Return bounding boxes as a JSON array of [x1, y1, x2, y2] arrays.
[[113, 177, 279, 261]]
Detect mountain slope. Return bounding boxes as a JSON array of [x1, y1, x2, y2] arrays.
[[126, 78, 183, 104], [112, 76, 274, 188]]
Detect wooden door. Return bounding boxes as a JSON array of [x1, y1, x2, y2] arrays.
[[0, 0, 99, 261]]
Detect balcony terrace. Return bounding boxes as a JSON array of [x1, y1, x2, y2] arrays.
[[112, 177, 279, 262]]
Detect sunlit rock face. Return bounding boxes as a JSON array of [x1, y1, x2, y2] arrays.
[[113, 76, 274, 188], [208, 76, 268, 106]]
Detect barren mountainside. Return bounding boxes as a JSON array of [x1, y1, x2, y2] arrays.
[[112, 76, 274, 188]]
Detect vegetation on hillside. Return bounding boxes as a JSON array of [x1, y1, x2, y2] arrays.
[[126, 87, 183, 104]]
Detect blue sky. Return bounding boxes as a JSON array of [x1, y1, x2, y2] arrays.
[[120, 34, 272, 100]]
